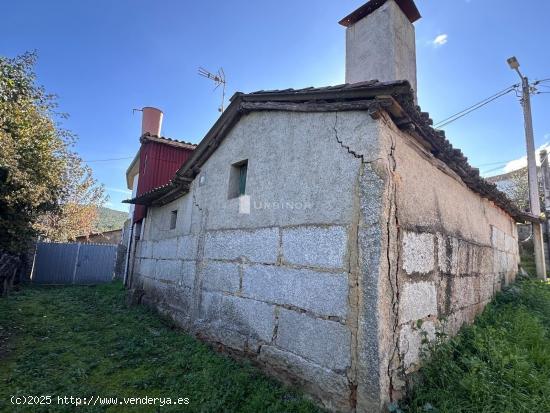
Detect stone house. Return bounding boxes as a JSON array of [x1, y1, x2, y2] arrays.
[[124, 0, 530, 411]]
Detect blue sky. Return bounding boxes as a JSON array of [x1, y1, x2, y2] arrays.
[[3, 0, 550, 212]]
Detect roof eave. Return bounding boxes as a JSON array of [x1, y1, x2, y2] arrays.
[[140, 133, 197, 150], [129, 81, 525, 221], [123, 181, 191, 206], [516, 212, 544, 224]]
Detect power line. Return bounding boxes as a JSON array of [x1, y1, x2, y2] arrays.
[[433, 84, 518, 128], [434, 84, 517, 126], [480, 151, 550, 176], [477, 160, 510, 167], [482, 164, 511, 175], [435, 89, 516, 128], [433, 76, 550, 129], [84, 156, 133, 163]]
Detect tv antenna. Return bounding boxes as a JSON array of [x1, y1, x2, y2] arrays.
[[198, 67, 227, 112]]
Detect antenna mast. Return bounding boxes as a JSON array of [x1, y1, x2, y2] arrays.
[[198, 67, 227, 112]]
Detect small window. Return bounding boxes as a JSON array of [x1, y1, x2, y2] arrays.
[[228, 160, 248, 199], [169, 210, 178, 230]]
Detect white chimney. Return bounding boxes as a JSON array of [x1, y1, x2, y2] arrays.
[[141, 107, 163, 136], [340, 0, 420, 94]]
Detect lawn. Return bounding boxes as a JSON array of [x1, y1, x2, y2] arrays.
[[401, 278, 550, 413], [0, 282, 321, 413], [3, 279, 549, 413]]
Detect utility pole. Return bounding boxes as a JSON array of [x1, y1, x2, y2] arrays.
[[507, 56, 546, 280], [540, 149, 550, 264]]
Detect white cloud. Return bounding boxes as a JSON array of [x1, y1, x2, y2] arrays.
[[432, 34, 448, 47], [503, 142, 550, 172]]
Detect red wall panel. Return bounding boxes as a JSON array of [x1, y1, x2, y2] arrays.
[[134, 142, 193, 223]]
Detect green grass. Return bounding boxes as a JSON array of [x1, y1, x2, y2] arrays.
[[401, 278, 550, 413], [520, 252, 536, 277], [0, 282, 321, 413]]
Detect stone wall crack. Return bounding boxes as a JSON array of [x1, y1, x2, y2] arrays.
[[332, 112, 382, 165], [192, 187, 203, 212], [384, 129, 404, 403], [346, 162, 364, 410]]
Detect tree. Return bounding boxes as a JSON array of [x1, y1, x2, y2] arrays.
[[504, 167, 545, 213], [34, 153, 106, 242], [0, 52, 106, 252]]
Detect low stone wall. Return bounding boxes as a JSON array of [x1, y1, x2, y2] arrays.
[[131, 224, 353, 411]]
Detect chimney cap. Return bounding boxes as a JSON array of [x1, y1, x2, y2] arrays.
[[339, 0, 421, 27]]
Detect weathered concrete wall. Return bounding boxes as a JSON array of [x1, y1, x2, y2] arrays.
[[374, 113, 520, 405], [345, 0, 417, 93], [129, 108, 519, 412], [130, 110, 385, 411]]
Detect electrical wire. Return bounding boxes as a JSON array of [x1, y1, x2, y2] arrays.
[[84, 156, 133, 163], [477, 160, 511, 167], [434, 84, 516, 127], [482, 164, 511, 175], [433, 76, 550, 129], [434, 84, 518, 129], [480, 151, 549, 177]]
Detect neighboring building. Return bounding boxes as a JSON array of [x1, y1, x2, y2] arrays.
[[74, 228, 122, 245], [487, 167, 550, 265], [125, 107, 196, 228], [124, 1, 528, 411], [123, 108, 197, 283], [485, 166, 543, 203], [486, 168, 521, 195]]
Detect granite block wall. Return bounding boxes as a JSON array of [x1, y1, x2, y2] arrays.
[[378, 113, 520, 405], [132, 225, 354, 411]]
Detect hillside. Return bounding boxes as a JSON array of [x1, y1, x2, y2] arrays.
[[94, 206, 128, 232]]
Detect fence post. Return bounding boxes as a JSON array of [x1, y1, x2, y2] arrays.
[[71, 243, 81, 285]]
